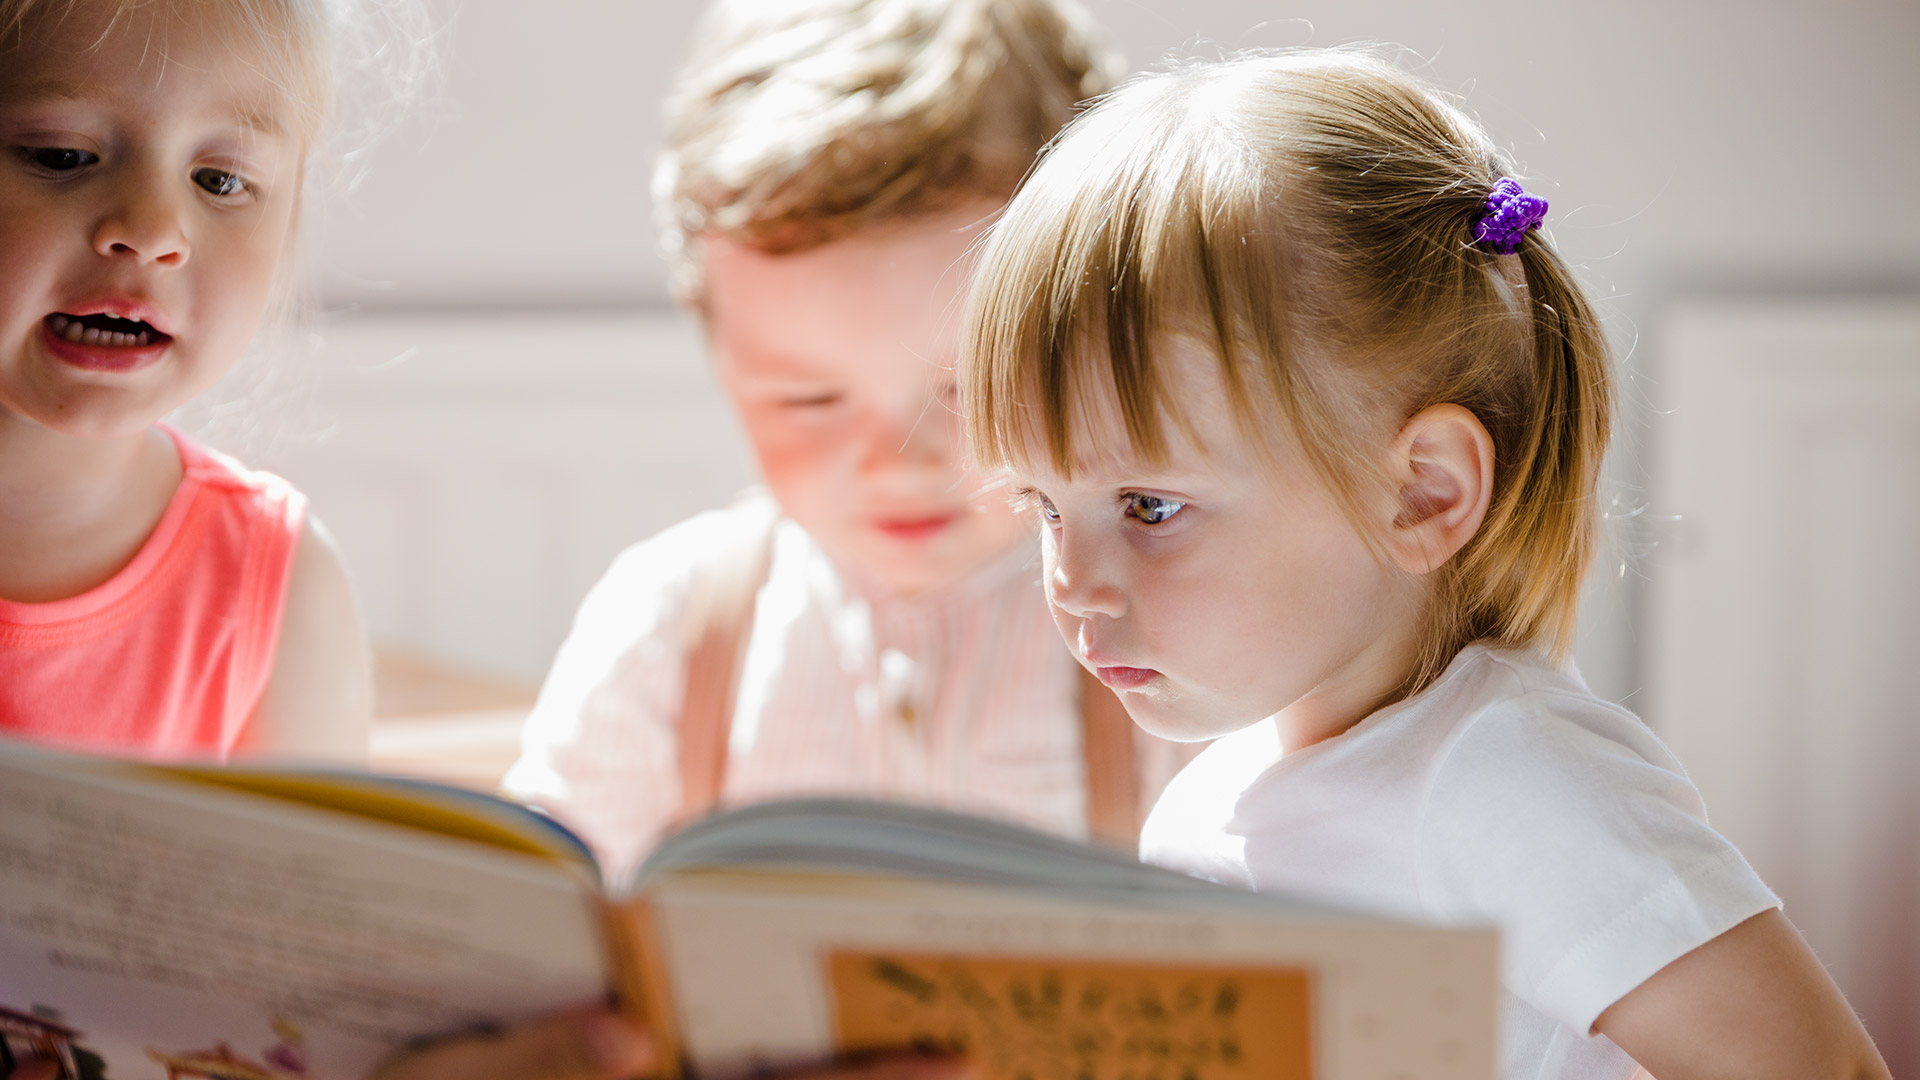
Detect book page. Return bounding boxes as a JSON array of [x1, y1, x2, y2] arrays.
[[0, 759, 608, 1080], [827, 950, 1313, 1080], [642, 871, 1494, 1080]]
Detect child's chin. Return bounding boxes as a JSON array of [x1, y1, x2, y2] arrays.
[[1124, 694, 1243, 744], [11, 390, 175, 442], [854, 531, 1020, 594], [860, 553, 972, 597]]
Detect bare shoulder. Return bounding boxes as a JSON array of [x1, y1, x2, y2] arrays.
[[241, 515, 373, 763], [1596, 909, 1890, 1080]]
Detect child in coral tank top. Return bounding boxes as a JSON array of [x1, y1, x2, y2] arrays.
[[0, 0, 385, 760]]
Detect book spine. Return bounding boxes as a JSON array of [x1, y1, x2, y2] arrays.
[[606, 897, 684, 1079]]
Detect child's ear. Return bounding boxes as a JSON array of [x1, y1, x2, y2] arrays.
[[1381, 404, 1495, 575]]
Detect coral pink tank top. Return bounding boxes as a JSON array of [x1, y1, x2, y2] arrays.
[[0, 426, 307, 758]]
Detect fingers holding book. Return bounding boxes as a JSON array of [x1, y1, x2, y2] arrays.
[[368, 1009, 655, 1080], [364, 1009, 971, 1080], [781, 1051, 973, 1080], [7, 1057, 63, 1080]]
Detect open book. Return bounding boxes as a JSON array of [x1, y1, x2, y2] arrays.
[[0, 739, 1497, 1080]]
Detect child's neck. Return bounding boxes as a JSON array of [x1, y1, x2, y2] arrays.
[[1268, 614, 1426, 754], [0, 416, 183, 604]]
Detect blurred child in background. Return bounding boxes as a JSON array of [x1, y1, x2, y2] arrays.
[[503, 0, 1198, 882], [376, 1, 1172, 1074]]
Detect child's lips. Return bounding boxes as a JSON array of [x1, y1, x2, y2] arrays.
[[872, 513, 957, 542], [1094, 665, 1159, 691], [1082, 644, 1160, 690], [41, 314, 171, 373], [53, 296, 174, 335]]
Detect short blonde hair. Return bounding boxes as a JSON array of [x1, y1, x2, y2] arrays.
[[654, 0, 1122, 300], [964, 51, 1614, 693]]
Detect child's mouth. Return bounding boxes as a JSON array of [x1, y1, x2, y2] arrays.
[[45, 312, 170, 348], [42, 312, 173, 373], [874, 514, 956, 542], [1096, 665, 1159, 691]]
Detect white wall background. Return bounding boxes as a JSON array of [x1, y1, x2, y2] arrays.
[[1644, 300, 1920, 1068], [249, 312, 753, 681], [306, 0, 1920, 308]]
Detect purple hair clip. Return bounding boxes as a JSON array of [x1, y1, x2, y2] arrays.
[[1472, 177, 1548, 254]]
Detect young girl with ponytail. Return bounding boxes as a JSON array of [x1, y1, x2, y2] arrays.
[[962, 50, 1890, 1079]]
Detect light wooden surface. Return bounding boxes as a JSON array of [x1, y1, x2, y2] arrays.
[[369, 648, 537, 792]]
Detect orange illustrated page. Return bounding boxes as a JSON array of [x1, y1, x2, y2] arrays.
[[826, 951, 1313, 1080]]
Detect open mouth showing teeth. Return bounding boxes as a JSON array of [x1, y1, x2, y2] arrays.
[[46, 312, 169, 348]]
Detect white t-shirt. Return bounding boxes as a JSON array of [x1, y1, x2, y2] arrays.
[[1141, 645, 1779, 1080], [505, 502, 1194, 880]]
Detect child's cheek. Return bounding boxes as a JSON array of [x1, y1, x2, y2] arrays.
[[754, 438, 831, 496], [748, 431, 861, 541]]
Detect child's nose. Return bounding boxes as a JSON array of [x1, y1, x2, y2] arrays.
[[92, 175, 192, 268], [1047, 527, 1126, 619]]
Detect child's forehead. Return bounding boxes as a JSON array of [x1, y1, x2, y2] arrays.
[[13, 1, 312, 113], [1, 3, 294, 124], [703, 206, 994, 302], [703, 208, 996, 378], [10, 0, 164, 61]]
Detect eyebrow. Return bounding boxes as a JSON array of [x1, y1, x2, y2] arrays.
[[2, 78, 291, 138], [1, 77, 94, 104], [726, 349, 840, 380], [232, 106, 287, 137]]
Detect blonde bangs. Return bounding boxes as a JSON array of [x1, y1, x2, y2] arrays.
[[963, 71, 1304, 480]]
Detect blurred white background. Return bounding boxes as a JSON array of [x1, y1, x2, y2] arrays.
[[220, 0, 1918, 1063]]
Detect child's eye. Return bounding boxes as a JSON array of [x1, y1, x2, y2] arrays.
[[1009, 487, 1059, 523], [192, 167, 249, 198], [1123, 493, 1186, 525], [22, 146, 98, 173]]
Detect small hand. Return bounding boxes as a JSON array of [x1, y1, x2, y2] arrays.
[[9, 1058, 64, 1080], [365, 1007, 972, 1080], [367, 1008, 656, 1080], [784, 1054, 972, 1080]]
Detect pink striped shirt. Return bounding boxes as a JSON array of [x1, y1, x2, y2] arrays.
[[505, 501, 1195, 879]]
